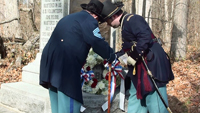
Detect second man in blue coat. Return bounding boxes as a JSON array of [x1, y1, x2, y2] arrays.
[[100, 1, 174, 113]]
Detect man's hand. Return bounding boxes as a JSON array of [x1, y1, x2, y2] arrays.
[[107, 53, 117, 64]]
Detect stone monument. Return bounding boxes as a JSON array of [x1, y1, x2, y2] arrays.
[[22, 0, 70, 85]]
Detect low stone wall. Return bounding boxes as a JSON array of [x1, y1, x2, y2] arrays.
[[82, 87, 129, 113]]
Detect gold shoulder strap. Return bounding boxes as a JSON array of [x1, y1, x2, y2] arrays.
[[120, 14, 129, 27]]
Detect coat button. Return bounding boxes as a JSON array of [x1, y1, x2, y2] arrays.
[[61, 39, 63, 42]]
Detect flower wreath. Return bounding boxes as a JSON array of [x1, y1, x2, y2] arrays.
[[80, 49, 122, 95]]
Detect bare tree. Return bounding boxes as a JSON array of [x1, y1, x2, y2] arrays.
[[135, 0, 143, 16], [163, 0, 175, 52], [170, 0, 189, 61], [145, 0, 152, 28]]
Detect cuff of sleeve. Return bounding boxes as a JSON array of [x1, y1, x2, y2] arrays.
[[107, 53, 116, 63], [130, 50, 142, 61]]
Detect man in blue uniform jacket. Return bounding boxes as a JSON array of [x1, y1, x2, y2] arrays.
[[100, 1, 174, 113], [39, 0, 116, 113]]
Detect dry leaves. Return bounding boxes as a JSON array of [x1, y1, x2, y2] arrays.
[[167, 59, 200, 113], [0, 61, 22, 87]]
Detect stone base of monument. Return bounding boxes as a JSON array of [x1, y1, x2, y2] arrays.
[[0, 53, 50, 113], [0, 82, 128, 113], [0, 82, 51, 113]]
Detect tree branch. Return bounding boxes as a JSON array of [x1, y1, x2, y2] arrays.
[[0, 18, 19, 25]]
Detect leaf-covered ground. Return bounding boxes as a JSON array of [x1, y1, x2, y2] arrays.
[[0, 61, 22, 85], [0, 51, 199, 113], [168, 60, 200, 113]]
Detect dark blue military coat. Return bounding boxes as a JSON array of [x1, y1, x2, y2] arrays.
[[39, 10, 115, 104], [120, 14, 174, 99]]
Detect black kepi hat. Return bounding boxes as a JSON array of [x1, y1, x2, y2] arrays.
[[100, 0, 124, 22], [80, 0, 104, 18]]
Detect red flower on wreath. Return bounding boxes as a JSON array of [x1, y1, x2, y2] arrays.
[[86, 66, 91, 71], [91, 78, 98, 88], [103, 60, 107, 65], [105, 75, 108, 80]]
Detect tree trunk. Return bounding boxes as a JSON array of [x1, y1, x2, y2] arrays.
[[132, 0, 136, 14], [135, 0, 143, 16], [145, 0, 152, 28], [170, 0, 188, 61], [163, 0, 174, 52], [0, 36, 7, 59]]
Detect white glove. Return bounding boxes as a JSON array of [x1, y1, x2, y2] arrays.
[[127, 56, 136, 66], [118, 53, 136, 66], [118, 53, 128, 65]]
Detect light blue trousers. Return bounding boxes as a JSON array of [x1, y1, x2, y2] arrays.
[[128, 82, 169, 113], [49, 86, 82, 113]]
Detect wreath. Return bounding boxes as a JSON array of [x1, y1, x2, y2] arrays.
[[80, 49, 122, 95]]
